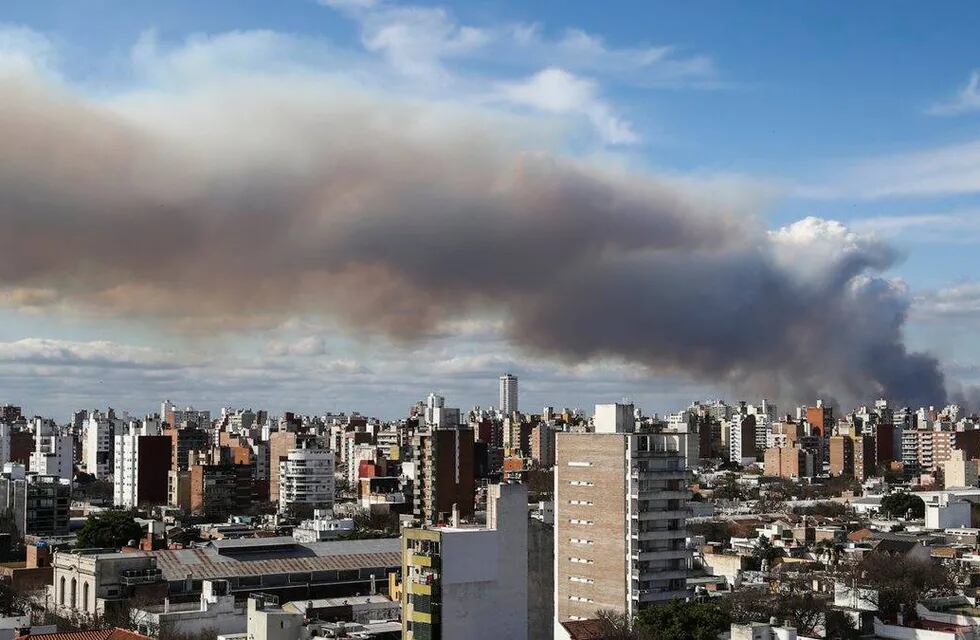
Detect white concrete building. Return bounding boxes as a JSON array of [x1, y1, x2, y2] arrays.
[[278, 447, 335, 515], [402, 482, 528, 640], [347, 443, 376, 488], [113, 419, 164, 508], [85, 413, 122, 479], [499, 373, 518, 414], [30, 418, 73, 481], [132, 580, 246, 638], [0, 423, 10, 470], [922, 491, 973, 530], [214, 596, 305, 640], [291, 509, 355, 542]]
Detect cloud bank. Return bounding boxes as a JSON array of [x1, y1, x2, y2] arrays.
[[0, 28, 948, 409]]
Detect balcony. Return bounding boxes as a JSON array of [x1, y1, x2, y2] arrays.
[[634, 510, 690, 521], [633, 588, 692, 603], [120, 568, 163, 585], [631, 529, 688, 542], [633, 548, 692, 562], [637, 569, 690, 581], [630, 488, 691, 500]]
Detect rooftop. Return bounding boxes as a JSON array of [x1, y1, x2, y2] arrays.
[[151, 538, 400, 581]]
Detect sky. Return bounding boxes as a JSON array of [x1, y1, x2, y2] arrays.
[[2, 1, 980, 419]]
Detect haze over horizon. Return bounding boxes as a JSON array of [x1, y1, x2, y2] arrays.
[[3, 1, 980, 418]]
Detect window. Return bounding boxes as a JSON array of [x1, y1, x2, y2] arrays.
[[70, 578, 76, 608], [569, 519, 594, 526], [569, 480, 594, 487], [569, 557, 594, 565], [568, 500, 593, 506], [569, 576, 594, 584], [569, 595, 594, 603], [59, 577, 65, 606], [567, 461, 592, 467], [569, 538, 594, 545]]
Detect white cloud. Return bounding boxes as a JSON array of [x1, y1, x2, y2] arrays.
[[322, 1, 715, 87], [0, 25, 58, 79], [498, 68, 637, 144], [265, 336, 327, 357], [0, 338, 183, 369], [798, 139, 980, 200], [850, 210, 980, 243], [928, 70, 980, 116], [913, 283, 980, 318]]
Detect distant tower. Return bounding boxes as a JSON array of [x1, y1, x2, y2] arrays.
[[499, 374, 518, 414]]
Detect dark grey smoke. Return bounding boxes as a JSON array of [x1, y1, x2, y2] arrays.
[[0, 71, 947, 407]]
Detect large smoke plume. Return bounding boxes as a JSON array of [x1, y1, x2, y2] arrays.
[[0, 67, 947, 408]]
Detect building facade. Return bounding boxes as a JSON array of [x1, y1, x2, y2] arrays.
[[554, 404, 691, 629], [499, 374, 518, 414], [278, 447, 335, 516], [402, 483, 527, 640]]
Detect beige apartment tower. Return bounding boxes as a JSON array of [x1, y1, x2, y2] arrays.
[[554, 404, 691, 632]]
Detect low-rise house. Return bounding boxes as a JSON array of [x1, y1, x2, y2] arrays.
[[130, 579, 246, 637]]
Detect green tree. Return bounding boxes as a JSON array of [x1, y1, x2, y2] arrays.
[[635, 599, 730, 640], [880, 492, 925, 519], [76, 510, 144, 549]]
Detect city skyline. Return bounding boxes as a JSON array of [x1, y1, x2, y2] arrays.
[[2, 2, 980, 416]]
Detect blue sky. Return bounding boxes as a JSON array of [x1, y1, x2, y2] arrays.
[[2, 0, 980, 418]]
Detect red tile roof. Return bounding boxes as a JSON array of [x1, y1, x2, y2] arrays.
[[561, 620, 609, 640], [21, 628, 151, 640]]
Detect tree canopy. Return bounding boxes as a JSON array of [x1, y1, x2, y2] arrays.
[[880, 492, 925, 519], [635, 600, 730, 640], [76, 510, 144, 549]]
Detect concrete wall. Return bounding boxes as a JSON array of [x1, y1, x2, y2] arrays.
[[528, 518, 553, 640]]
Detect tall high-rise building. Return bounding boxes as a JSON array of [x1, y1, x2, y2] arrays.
[[499, 374, 518, 414], [554, 404, 691, 629], [31, 418, 72, 481], [278, 446, 335, 516], [805, 400, 833, 438], [113, 420, 172, 509], [401, 482, 527, 640], [84, 412, 122, 479], [413, 420, 475, 526]]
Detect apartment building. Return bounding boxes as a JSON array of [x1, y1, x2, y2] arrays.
[[829, 435, 876, 482], [401, 483, 527, 640], [413, 422, 475, 526], [902, 428, 980, 474], [945, 449, 979, 488], [554, 404, 691, 629], [763, 446, 815, 479], [278, 447, 335, 516], [113, 423, 172, 509], [29, 418, 72, 482], [0, 464, 70, 537], [85, 413, 122, 480], [531, 423, 556, 468]]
